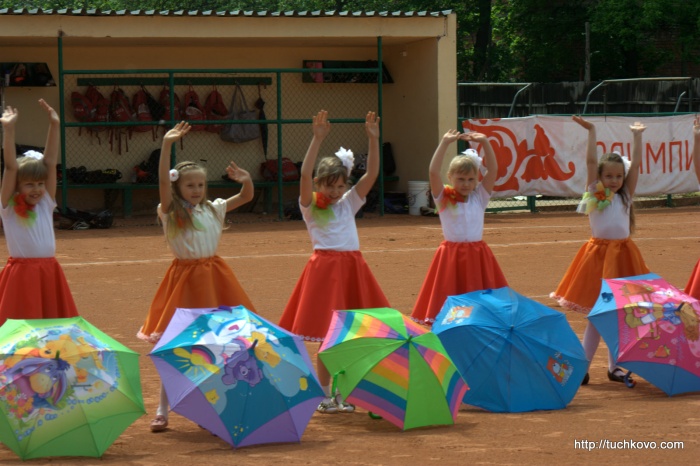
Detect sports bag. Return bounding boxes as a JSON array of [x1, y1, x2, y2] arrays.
[[182, 85, 206, 131], [260, 157, 300, 182], [220, 84, 261, 143], [204, 86, 228, 133]]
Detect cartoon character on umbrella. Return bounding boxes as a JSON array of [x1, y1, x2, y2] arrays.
[[624, 301, 699, 342], [3, 355, 71, 415]]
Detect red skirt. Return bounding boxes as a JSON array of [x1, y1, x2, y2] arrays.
[[138, 256, 255, 343], [411, 240, 508, 324], [0, 257, 79, 326], [279, 250, 390, 341], [686, 258, 700, 300], [550, 237, 649, 314]]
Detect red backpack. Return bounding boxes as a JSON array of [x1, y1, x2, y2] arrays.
[[182, 85, 206, 131], [109, 86, 134, 154], [110, 86, 134, 124], [132, 87, 156, 139], [84, 85, 110, 143], [159, 86, 181, 122], [71, 90, 95, 123], [204, 86, 229, 133]]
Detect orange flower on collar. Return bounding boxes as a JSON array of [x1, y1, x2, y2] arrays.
[[438, 185, 465, 213], [313, 192, 331, 210], [9, 193, 37, 227]]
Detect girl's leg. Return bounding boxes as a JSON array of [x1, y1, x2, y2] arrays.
[[316, 352, 339, 414], [583, 322, 632, 384], [582, 322, 600, 363], [150, 383, 169, 432]]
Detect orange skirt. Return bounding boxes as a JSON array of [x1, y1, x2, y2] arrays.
[[686, 258, 700, 300], [551, 237, 649, 314], [279, 250, 390, 341], [411, 240, 508, 324], [138, 256, 255, 343], [0, 257, 78, 326]]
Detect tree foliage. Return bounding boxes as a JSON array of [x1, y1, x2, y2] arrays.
[[2, 0, 699, 82]]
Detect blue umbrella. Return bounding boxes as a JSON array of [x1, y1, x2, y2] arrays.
[[432, 287, 588, 413], [150, 306, 324, 447], [588, 272, 700, 395]]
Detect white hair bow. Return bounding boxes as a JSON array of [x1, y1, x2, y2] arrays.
[[612, 151, 632, 176], [23, 150, 44, 160], [169, 169, 179, 182], [461, 148, 481, 164], [335, 147, 355, 176]]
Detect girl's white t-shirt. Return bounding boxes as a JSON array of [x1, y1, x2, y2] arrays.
[[157, 198, 227, 259], [587, 185, 631, 240], [434, 184, 490, 242], [0, 193, 56, 258], [301, 187, 365, 251]]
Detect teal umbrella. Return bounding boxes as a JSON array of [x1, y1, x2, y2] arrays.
[[0, 317, 145, 460]]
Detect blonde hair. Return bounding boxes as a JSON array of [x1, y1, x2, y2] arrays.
[[165, 161, 217, 236], [447, 156, 479, 177], [17, 156, 48, 183], [598, 152, 636, 233], [315, 155, 350, 188]]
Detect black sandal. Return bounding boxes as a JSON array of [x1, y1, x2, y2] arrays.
[[607, 368, 636, 387], [581, 373, 590, 386]]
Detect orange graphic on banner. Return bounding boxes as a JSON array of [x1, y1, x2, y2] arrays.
[[463, 120, 575, 192]]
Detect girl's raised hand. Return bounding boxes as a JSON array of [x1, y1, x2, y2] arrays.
[[441, 129, 463, 144], [693, 118, 700, 136], [164, 121, 191, 142], [463, 131, 488, 143], [0, 106, 18, 127], [38, 99, 59, 124], [311, 110, 331, 140], [225, 161, 251, 183], [364, 111, 380, 139], [572, 115, 594, 130], [630, 121, 646, 133]]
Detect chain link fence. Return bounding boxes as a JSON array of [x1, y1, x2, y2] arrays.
[[60, 68, 383, 217]]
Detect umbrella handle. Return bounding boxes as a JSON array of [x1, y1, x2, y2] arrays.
[[368, 412, 383, 420], [624, 371, 637, 388]]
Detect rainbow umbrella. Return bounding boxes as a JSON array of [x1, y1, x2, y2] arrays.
[[0, 317, 145, 460], [319, 307, 468, 430]]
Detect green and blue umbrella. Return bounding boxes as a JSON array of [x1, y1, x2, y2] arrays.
[[0, 317, 145, 460], [319, 307, 468, 430]]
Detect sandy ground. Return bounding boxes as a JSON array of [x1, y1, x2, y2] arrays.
[[0, 205, 699, 465]]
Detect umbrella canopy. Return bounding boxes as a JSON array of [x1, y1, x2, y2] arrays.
[[150, 306, 323, 448], [0, 317, 144, 460], [432, 287, 587, 413], [588, 273, 700, 396], [319, 307, 468, 431]]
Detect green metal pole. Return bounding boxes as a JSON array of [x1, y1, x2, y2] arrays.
[[58, 34, 67, 213], [277, 71, 283, 219]]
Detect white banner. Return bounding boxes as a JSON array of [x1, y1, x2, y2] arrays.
[[463, 115, 698, 198]]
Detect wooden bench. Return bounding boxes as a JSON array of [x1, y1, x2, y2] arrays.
[[63, 175, 400, 218]]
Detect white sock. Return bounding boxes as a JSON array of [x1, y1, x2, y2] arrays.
[[321, 384, 331, 397], [582, 323, 600, 367], [608, 351, 617, 373], [156, 384, 169, 418]]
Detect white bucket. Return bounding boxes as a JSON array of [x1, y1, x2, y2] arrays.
[[407, 181, 431, 216]]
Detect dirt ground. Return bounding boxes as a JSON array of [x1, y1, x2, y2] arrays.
[[1, 205, 699, 465]]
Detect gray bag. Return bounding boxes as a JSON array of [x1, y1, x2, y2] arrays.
[[220, 84, 261, 143]]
